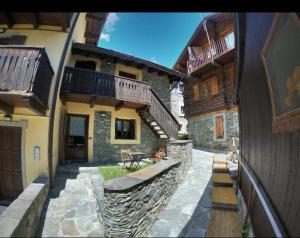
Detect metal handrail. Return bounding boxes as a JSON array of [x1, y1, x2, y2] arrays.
[[238, 156, 287, 237]]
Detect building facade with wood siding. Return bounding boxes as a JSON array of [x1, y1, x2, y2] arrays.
[[235, 12, 300, 237], [59, 43, 183, 164], [0, 12, 107, 200], [174, 12, 239, 150]]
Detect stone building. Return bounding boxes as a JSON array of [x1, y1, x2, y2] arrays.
[[59, 44, 184, 164], [170, 81, 188, 135], [173, 13, 239, 150]]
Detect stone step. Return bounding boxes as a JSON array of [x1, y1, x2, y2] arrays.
[[160, 135, 168, 139], [141, 158, 154, 163], [213, 172, 233, 186], [205, 210, 242, 237], [212, 187, 238, 211], [212, 163, 229, 173], [213, 154, 227, 164]]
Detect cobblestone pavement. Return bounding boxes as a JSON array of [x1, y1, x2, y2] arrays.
[[36, 165, 104, 237], [148, 149, 222, 237]]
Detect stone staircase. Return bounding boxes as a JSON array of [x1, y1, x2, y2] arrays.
[[205, 154, 242, 237], [37, 168, 104, 237]]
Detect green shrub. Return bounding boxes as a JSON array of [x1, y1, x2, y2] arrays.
[[178, 133, 189, 140]]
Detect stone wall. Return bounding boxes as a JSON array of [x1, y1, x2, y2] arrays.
[[101, 141, 193, 237], [187, 109, 239, 150], [0, 177, 49, 237], [93, 111, 166, 164], [170, 88, 188, 134]]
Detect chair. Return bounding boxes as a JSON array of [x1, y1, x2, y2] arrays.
[[120, 149, 134, 168]]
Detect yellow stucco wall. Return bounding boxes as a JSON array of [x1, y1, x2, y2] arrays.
[[51, 13, 87, 176], [115, 63, 143, 80], [0, 113, 49, 186], [64, 102, 141, 162]]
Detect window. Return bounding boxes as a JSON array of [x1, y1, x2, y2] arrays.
[[215, 115, 225, 140], [118, 70, 137, 80], [180, 106, 184, 116], [115, 119, 136, 140], [224, 32, 235, 49], [0, 35, 26, 45], [193, 76, 219, 101], [177, 82, 184, 93], [75, 61, 96, 71]]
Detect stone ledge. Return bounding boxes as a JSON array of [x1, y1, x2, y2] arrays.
[[168, 140, 193, 144], [0, 176, 49, 237], [103, 159, 181, 193]]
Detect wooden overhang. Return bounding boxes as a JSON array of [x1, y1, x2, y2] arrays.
[[173, 12, 234, 74], [71, 42, 187, 83], [84, 13, 108, 46], [0, 12, 73, 31]]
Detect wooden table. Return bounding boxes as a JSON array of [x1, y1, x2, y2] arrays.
[[130, 152, 146, 168]]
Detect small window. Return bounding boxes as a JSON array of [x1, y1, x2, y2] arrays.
[[118, 71, 137, 80], [115, 118, 136, 140], [180, 106, 184, 115], [195, 76, 219, 101], [224, 32, 235, 49], [178, 82, 184, 93], [75, 61, 96, 71]]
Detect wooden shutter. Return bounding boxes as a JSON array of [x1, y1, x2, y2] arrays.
[[210, 76, 219, 96], [215, 116, 224, 139], [193, 83, 200, 101]]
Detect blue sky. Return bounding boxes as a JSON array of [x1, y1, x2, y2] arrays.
[[98, 13, 212, 69]]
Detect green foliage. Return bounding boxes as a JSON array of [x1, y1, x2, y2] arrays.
[[241, 224, 250, 237], [178, 133, 189, 140], [99, 162, 152, 181]]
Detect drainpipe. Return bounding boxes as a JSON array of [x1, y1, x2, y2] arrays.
[[48, 13, 80, 188]]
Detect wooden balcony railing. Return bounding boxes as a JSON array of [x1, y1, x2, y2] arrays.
[[149, 89, 180, 138], [0, 46, 54, 114], [115, 76, 151, 105], [62, 66, 116, 97], [187, 36, 235, 74], [61, 67, 152, 105]]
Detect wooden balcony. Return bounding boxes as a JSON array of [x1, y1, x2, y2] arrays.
[[60, 66, 151, 109], [0, 46, 54, 115], [187, 37, 235, 75]]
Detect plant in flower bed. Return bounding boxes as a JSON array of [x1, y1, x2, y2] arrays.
[[99, 162, 152, 181]]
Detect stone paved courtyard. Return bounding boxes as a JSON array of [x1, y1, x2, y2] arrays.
[[148, 149, 218, 237], [36, 165, 104, 237]]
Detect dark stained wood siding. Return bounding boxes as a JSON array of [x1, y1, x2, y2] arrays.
[[184, 63, 236, 118], [237, 13, 300, 237]]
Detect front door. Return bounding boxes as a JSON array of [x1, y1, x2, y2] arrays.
[[0, 126, 23, 200], [65, 114, 88, 161]]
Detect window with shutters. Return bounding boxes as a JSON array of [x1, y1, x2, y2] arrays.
[[193, 76, 219, 101], [214, 114, 226, 140]]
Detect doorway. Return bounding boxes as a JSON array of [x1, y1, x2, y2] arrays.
[[65, 114, 89, 161], [0, 126, 23, 200]]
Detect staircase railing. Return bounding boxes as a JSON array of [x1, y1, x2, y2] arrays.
[[149, 89, 180, 138]]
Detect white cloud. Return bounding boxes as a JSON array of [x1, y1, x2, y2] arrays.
[[104, 13, 120, 32], [150, 56, 160, 64], [100, 33, 110, 42]]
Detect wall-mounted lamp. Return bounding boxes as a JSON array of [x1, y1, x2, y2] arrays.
[[4, 114, 12, 121]]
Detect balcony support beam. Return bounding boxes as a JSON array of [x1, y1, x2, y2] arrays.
[[90, 94, 96, 108], [0, 99, 14, 114], [115, 100, 125, 111]]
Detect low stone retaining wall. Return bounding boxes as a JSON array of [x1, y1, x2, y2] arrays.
[[0, 177, 49, 237], [102, 140, 193, 237]]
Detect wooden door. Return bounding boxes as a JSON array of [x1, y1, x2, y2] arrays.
[[65, 114, 88, 161], [0, 126, 23, 200]]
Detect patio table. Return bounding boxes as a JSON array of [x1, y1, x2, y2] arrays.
[[130, 152, 146, 168]]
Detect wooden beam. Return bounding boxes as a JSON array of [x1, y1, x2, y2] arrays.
[[147, 67, 156, 73], [0, 99, 13, 114], [22, 97, 46, 115], [90, 95, 96, 108], [32, 13, 40, 28], [4, 12, 14, 28], [157, 71, 166, 76], [61, 13, 69, 32], [115, 101, 125, 111], [136, 64, 145, 69]]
